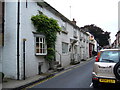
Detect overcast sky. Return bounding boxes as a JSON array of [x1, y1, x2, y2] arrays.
[[45, 0, 119, 43]]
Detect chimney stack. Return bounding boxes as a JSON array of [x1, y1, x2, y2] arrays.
[[72, 18, 76, 25]]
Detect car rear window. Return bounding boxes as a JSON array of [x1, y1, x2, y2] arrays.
[[99, 50, 120, 63]]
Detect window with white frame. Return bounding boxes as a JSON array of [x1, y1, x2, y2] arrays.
[[35, 35, 47, 55], [62, 42, 68, 54]]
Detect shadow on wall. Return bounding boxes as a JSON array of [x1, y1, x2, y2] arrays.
[[0, 72, 4, 83]]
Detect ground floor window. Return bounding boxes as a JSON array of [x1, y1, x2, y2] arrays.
[[62, 42, 68, 54], [35, 35, 47, 55]]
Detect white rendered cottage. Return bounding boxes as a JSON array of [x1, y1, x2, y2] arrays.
[[0, 1, 89, 80]]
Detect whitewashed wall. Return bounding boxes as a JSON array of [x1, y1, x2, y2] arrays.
[[19, 2, 50, 79], [3, 2, 18, 79], [3, 1, 90, 79], [0, 47, 2, 72]]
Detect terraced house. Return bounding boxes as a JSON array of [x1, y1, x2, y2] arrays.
[[0, 0, 89, 80]]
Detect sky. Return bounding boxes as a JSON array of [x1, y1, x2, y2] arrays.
[[45, 0, 119, 43]]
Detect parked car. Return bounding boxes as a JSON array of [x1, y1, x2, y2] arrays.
[[92, 49, 120, 88]]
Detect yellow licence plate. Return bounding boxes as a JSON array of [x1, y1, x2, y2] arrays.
[[99, 79, 116, 83]]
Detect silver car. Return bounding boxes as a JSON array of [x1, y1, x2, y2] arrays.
[[92, 49, 120, 88]]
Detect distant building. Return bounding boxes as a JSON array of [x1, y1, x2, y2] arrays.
[[115, 31, 120, 48], [118, 1, 120, 30], [86, 32, 98, 57], [111, 31, 120, 48]]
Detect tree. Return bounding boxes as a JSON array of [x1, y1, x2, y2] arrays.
[[81, 24, 110, 47]]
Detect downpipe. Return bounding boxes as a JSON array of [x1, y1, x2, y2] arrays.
[[17, 0, 20, 80]]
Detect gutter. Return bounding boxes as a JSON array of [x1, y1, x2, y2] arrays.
[[17, 0, 20, 80]]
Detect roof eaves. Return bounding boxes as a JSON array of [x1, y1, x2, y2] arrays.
[[37, 2, 80, 29]]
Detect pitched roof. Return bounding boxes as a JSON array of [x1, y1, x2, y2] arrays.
[[37, 1, 89, 36]]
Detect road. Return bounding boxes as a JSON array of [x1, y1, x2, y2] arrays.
[[30, 59, 94, 88]]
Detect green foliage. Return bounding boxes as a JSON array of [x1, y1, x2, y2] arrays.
[[31, 13, 61, 62], [81, 24, 111, 47]]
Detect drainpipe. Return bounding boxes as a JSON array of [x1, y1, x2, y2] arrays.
[[17, 0, 20, 80], [23, 39, 26, 80], [2, 2, 5, 46]]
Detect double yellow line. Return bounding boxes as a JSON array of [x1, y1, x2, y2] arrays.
[[24, 68, 75, 89], [23, 62, 88, 89]]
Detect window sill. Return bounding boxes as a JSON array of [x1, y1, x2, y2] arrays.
[[62, 53, 68, 55], [61, 30, 68, 34], [35, 53, 47, 56], [73, 36, 78, 38]]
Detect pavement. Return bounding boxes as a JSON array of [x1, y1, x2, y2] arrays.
[[0, 57, 94, 89]]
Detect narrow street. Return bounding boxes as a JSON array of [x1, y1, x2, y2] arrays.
[[28, 58, 95, 88]]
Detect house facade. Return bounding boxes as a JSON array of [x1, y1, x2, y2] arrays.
[[86, 32, 98, 57], [0, 1, 89, 80], [112, 30, 120, 48], [115, 31, 120, 48]]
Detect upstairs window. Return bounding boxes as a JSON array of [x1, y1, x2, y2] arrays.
[[35, 35, 47, 55], [61, 21, 67, 31]]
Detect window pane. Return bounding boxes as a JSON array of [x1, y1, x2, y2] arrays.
[[43, 49, 46, 53], [99, 51, 120, 63], [43, 38, 45, 43], [43, 44, 45, 48], [40, 43, 42, 49], [36, 37, 39, 43], [36, 43, 39, 48], [40, 49, 42, 53], [40, 38, 42, 42], [36, 49, 39, 53]]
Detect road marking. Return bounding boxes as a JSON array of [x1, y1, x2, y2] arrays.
[[25, 60, 93, 89], [89, 82, 93, 87], [25, 69, 72, 89]]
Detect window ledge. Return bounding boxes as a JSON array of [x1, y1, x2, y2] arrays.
[[62, 53, 68, 55], [74, 35, 78, 38], [61, 30, 68, 34], [35, 53, 47, 56]]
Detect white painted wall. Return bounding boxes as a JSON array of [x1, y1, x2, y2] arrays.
[[2, 1, 90, 79], [94, 39, 98, 52], [19, 2, 50, 79], [3, 2, 18, 79], [0, 47, 2, 72]]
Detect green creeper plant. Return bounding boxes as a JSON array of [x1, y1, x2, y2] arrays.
[[31, 13, 61, 62]]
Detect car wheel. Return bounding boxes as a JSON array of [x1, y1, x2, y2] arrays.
[[113, 62, 120, 80]]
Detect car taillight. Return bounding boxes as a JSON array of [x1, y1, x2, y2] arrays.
[[95, 52, 100, 62], [95, 56, 99, 62]]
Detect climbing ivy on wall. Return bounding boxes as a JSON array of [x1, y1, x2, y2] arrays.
[[31, 13, 61, 62]]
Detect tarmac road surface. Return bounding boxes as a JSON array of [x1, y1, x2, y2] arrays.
[[28, 59, 94, 88]]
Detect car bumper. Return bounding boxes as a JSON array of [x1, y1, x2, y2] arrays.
[[92, 77, 120, 84]]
